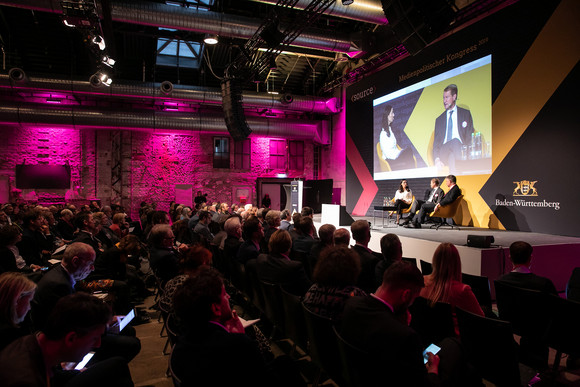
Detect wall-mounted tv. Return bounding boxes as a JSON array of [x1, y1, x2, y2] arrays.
[[15, 164, 71, 189]]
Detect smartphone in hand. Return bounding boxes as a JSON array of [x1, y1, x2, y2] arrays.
[[423, 343, 441, 364]]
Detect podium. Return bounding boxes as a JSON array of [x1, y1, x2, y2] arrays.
[[321, 204, 355, 226]]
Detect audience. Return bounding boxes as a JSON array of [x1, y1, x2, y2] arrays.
[[57, 208, 76, 241], [303, 246, 366, 320], [110, 213, 129, 240], [0, 224, 42, 274], [0, 272, 36, 350], [291, 216, 316, 255], [279, 209, 292, 231], [17, 210, 52, 267], [73, 212, 104, 257], [350, 220, 382, 293], [194, 210, 214, 246], [308, 223, 335, 272], [420, 243, 484, 335], [262, 210, 281, 253], [236, 216, 263, 264], [334, 227, 351, 246], [148, 224, 180, 287]]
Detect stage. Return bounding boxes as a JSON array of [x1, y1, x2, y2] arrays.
[[312, 214, 580, 296]]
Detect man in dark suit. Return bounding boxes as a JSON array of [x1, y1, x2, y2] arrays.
[[375, 233, 403, 286], [411, 175, 461, 228], [403, 178, 444, 226], [255, 229, 310, 296], [433, 84, 474, 173], [17, 210, 53, 267], [72, 212, 104, 257], [148, 224, 180, 287], [350, 220, 381, 293], [340, 261, 441, 386], [194, 210, 214, 246], [497, 241, 557, 294]]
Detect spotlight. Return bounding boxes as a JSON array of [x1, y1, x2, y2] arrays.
[[204, 34, 219, 45], [89, 71, 112, 87], [341, 0, 354, 5], [91, 34, 106, 50], [102, 55, 116, 67], [160, 81, 174, 95]]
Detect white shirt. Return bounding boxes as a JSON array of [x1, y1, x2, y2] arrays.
[[379, 127, 402, 160], [443, 107, 461, 144], [394, 189, 413, 204], [427, 187, 438, 202]]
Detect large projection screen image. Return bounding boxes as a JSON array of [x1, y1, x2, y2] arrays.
[[373, 55, 492, 180]]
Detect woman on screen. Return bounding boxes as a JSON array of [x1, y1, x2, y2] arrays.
[[392, 180, 413, 224], [379, 105, 414, 170]]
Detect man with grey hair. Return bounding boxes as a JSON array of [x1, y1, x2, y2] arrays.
[[32, 242, 96, 329], [279, 209, 292, 231], [262, 210, 281, 253], [223, 217, 243, 274], [148, 224, 179, 286]]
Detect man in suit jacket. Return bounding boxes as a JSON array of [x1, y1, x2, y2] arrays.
[[237, 216, 263, 265], [148, 224, 180, 287], [194, 210, 215, 246], [403, 178, 444, 226], [497, 241, 557, 294], [32, 242, 96, 330], [255, 229, 310, 296], [433, 84, 474, 173], [411, 175, 461, 228], [340, 261, 441, 386], [350, 220, 381, 293]]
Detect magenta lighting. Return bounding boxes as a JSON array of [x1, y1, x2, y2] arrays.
[[163, 102, 179, 111], [46, 97, 62, 104]]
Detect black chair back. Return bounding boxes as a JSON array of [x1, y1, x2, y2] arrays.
[[567, 267, 580, 302], [280, 285, 308, 353], [291, 250, 312, 280], [456, 307, 520, 387], [246, 266, 265, 313], [301, 303, 344, 385], [231, 260, 248, 296], [259, 280, 285, 335], [420, 260, 433, 275], [462, 273, 493, 316], [333, 325, 368, 387], [546, 294, 580, 361], [402, 257, 417, 267], [409, 297, 455, 345]]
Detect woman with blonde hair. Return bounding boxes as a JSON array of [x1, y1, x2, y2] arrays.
[[420, 243, 483, 334], [0, 272, 37, 350]]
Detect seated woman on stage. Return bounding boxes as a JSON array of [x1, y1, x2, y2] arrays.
[[379, 105, 415, 170], [420, 243, 483, 335], [392, 179, 413, 224]]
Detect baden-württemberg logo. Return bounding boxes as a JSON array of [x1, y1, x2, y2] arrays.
[[495, 179, 560, 210], [513, 180, 538, 196]]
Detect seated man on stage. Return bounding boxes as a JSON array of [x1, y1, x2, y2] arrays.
[[409, 175, 461, 228], [402, 178, 444, 226]]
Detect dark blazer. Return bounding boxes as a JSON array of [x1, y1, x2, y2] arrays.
[[171, 323, 274, 387], [17, 228, 46, 266], [425, 187, 445, 204], [433, 106, 474, 161], [351, 245, 381, 294], [73, 231, 102, 256], [439, 184, 461, 207], [194, 222, 214, 244], [57, 220, 75, 241], [223, 235, 242, 261], [292, 234, 316, 255], [0, 247, 18, 273], [236, 240, 261, 264], [497, 272, 557, 295], [255, 253, 311, 296], [341, 296, 440, 387], [149, 247, 179, 287], [31, 264, 74, 330]]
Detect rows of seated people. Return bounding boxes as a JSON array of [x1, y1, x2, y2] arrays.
[[1, 197, 579, 386]]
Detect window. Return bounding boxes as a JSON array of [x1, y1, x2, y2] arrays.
[[269, 139, 286, 170], [213, 137, 230, 169], [234, 139, 251, 170], [289, 140, 304, 171], [156, 33, 203, 69]]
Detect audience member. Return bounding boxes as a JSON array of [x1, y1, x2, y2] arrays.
[[262, 210, 281, 253], [254, 229, 310, 296], [411, 175, 461, 228], [0, 272, 36, 350], [350, 220, 381, 293], [568, 267, 580, 302], [110, 213, 129, 240], [17, 210, 53, 266], [420, 243, 484, 335], [0, 224, 42, 274], [57, 209, 76, 241], [73, 212, 104, 257], [279, 209, 292, 231], [375, 234, 404, 286], [403, 178, 443, 226], [308, 223, 335, 272], [496, 241, 557, 294], [194, 210, 214, 246], [93, 211, 118, 249], [0, 293, 133, 387], [291, 216, 316, 256], [223, 216, 243, 260], [289, 212, 302, 240], [303, 246, 365, 320], [171, 268, 304, 387], [334, 228, 351, 246], [236, 216, 263, 265], [148, 224, 180, 287]]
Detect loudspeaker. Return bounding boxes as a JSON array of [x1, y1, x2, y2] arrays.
[[467, 235, 495, 248], [221, 78, 252, 141], [160, 81, 173, 95], [381, 0, 455, 55], [339, 206, 355, 226]]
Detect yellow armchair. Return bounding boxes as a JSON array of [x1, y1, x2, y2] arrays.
[[429, 195, 463, 230]]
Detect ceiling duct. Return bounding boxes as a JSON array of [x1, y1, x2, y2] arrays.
[[0, 73, 339, 115], [0, 103, 330, 144], [0, 0, 354, 53]]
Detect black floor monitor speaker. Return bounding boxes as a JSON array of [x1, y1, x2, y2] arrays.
[[467, 235, 495, 248], [339, 206, 355, 226]]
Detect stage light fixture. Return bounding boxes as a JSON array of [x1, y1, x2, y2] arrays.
[[90, 71, 112, 87], [341, 0, 354, 5], [204, 34, 219, 45], [102, 55, 116, 67]]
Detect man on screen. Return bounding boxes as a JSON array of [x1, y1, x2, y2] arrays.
[[433, 84, 474, 173]]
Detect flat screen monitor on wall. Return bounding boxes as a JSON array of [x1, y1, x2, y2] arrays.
[[373, 55, 492, 180], [15, 164, 71, 189]]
